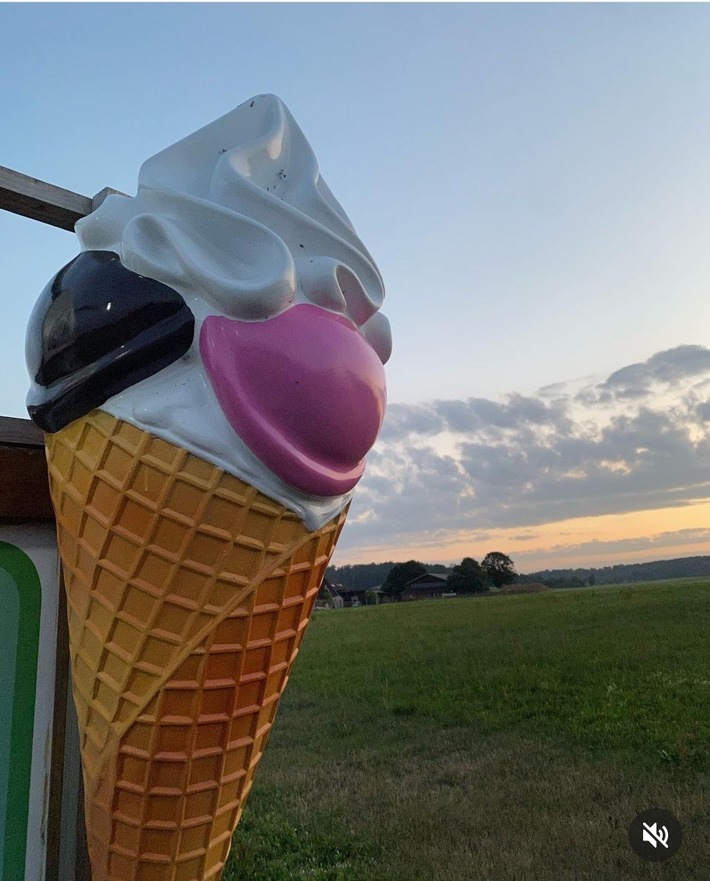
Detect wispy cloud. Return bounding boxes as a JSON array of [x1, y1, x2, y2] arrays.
[[338, 345, 710, 556], [516, 527, 710, 562], [577, 345, 710, 404]]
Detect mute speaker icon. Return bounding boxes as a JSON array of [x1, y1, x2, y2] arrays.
[[642, 822, 669, 848], [629, 809, 681, 861]]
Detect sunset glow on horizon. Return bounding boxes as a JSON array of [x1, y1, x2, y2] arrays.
[[332, 498, 710, 573]]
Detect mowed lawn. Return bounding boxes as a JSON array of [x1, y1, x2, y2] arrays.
[[224, 581, 710, 881]]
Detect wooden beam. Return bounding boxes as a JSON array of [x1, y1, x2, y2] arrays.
[[0, 416, 53, 521], [92, 187, 125, 211], [0, 446, 54, 521], [0, 166, 93, 231], [0, 414, 45, 447]]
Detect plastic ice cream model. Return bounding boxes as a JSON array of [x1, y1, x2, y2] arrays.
[[25, 94, 390, 881]]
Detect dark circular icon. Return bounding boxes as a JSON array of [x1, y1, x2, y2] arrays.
[[628, 808, 682, 862]]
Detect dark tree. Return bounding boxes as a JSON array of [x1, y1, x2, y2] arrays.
[[447, 557, 487, 594], [326, 562, 396, 590], [383, 560, 427, 600], [481, 552, 517, 588]]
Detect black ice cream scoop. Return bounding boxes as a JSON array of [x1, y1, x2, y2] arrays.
[[26, 250, 194, 433]]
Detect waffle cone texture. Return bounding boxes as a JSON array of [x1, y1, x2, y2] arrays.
[[45, 410, 347, 881]]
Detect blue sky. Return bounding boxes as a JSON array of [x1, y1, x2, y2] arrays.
[[4, 4, 710, 570]]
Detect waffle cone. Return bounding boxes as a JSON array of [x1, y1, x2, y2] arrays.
[[45, 410, 347, 881]]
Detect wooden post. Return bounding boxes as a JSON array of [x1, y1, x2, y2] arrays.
[[0, 165, 126, 230], [0, 166, 92, 231]]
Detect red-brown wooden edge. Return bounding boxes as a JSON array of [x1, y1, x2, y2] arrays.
[[0, 415, 54, 521]]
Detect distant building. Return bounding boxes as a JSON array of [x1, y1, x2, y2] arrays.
[[328, 582, 384, 608], [316, 578, 344, 609], [332, 583, 365, 607], [400, 572, 450, 601]]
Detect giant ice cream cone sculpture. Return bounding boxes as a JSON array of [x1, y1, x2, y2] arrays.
[[26, 96, 390, 881]]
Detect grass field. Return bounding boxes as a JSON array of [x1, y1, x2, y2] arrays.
[[223, 580, 710, 880]]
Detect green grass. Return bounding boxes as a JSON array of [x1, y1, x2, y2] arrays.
[[225, 581, 710, 880]]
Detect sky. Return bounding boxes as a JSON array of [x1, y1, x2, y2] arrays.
[[3, 3, 710, 572]]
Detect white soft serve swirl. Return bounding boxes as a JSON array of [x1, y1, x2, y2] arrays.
[[73, 94, 391, 529]]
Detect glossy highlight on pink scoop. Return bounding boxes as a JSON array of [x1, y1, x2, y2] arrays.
[[200, 304, 387, 496]]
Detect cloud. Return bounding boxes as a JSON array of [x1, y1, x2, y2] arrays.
[[382, 392, 573, 439], [578, 345, 710, 404], [337, 344, 710, 554], [378, 403, 445, 440], [516, 527, 710, 561]]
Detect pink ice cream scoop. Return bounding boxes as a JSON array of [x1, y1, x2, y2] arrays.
[[200, 303, 386, 496]]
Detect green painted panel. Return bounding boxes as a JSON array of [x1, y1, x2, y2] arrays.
[[0, 570, 19, 876], [0, 543, 42, 881]]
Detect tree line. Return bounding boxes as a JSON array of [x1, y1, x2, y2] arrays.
[[325, 561, 450, 590], [519, 554, 710, 588], [327, 553, 518, 598], [328, 553, 710, 594]]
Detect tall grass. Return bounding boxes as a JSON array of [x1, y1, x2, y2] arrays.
[[225, 581, 710, 880]]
